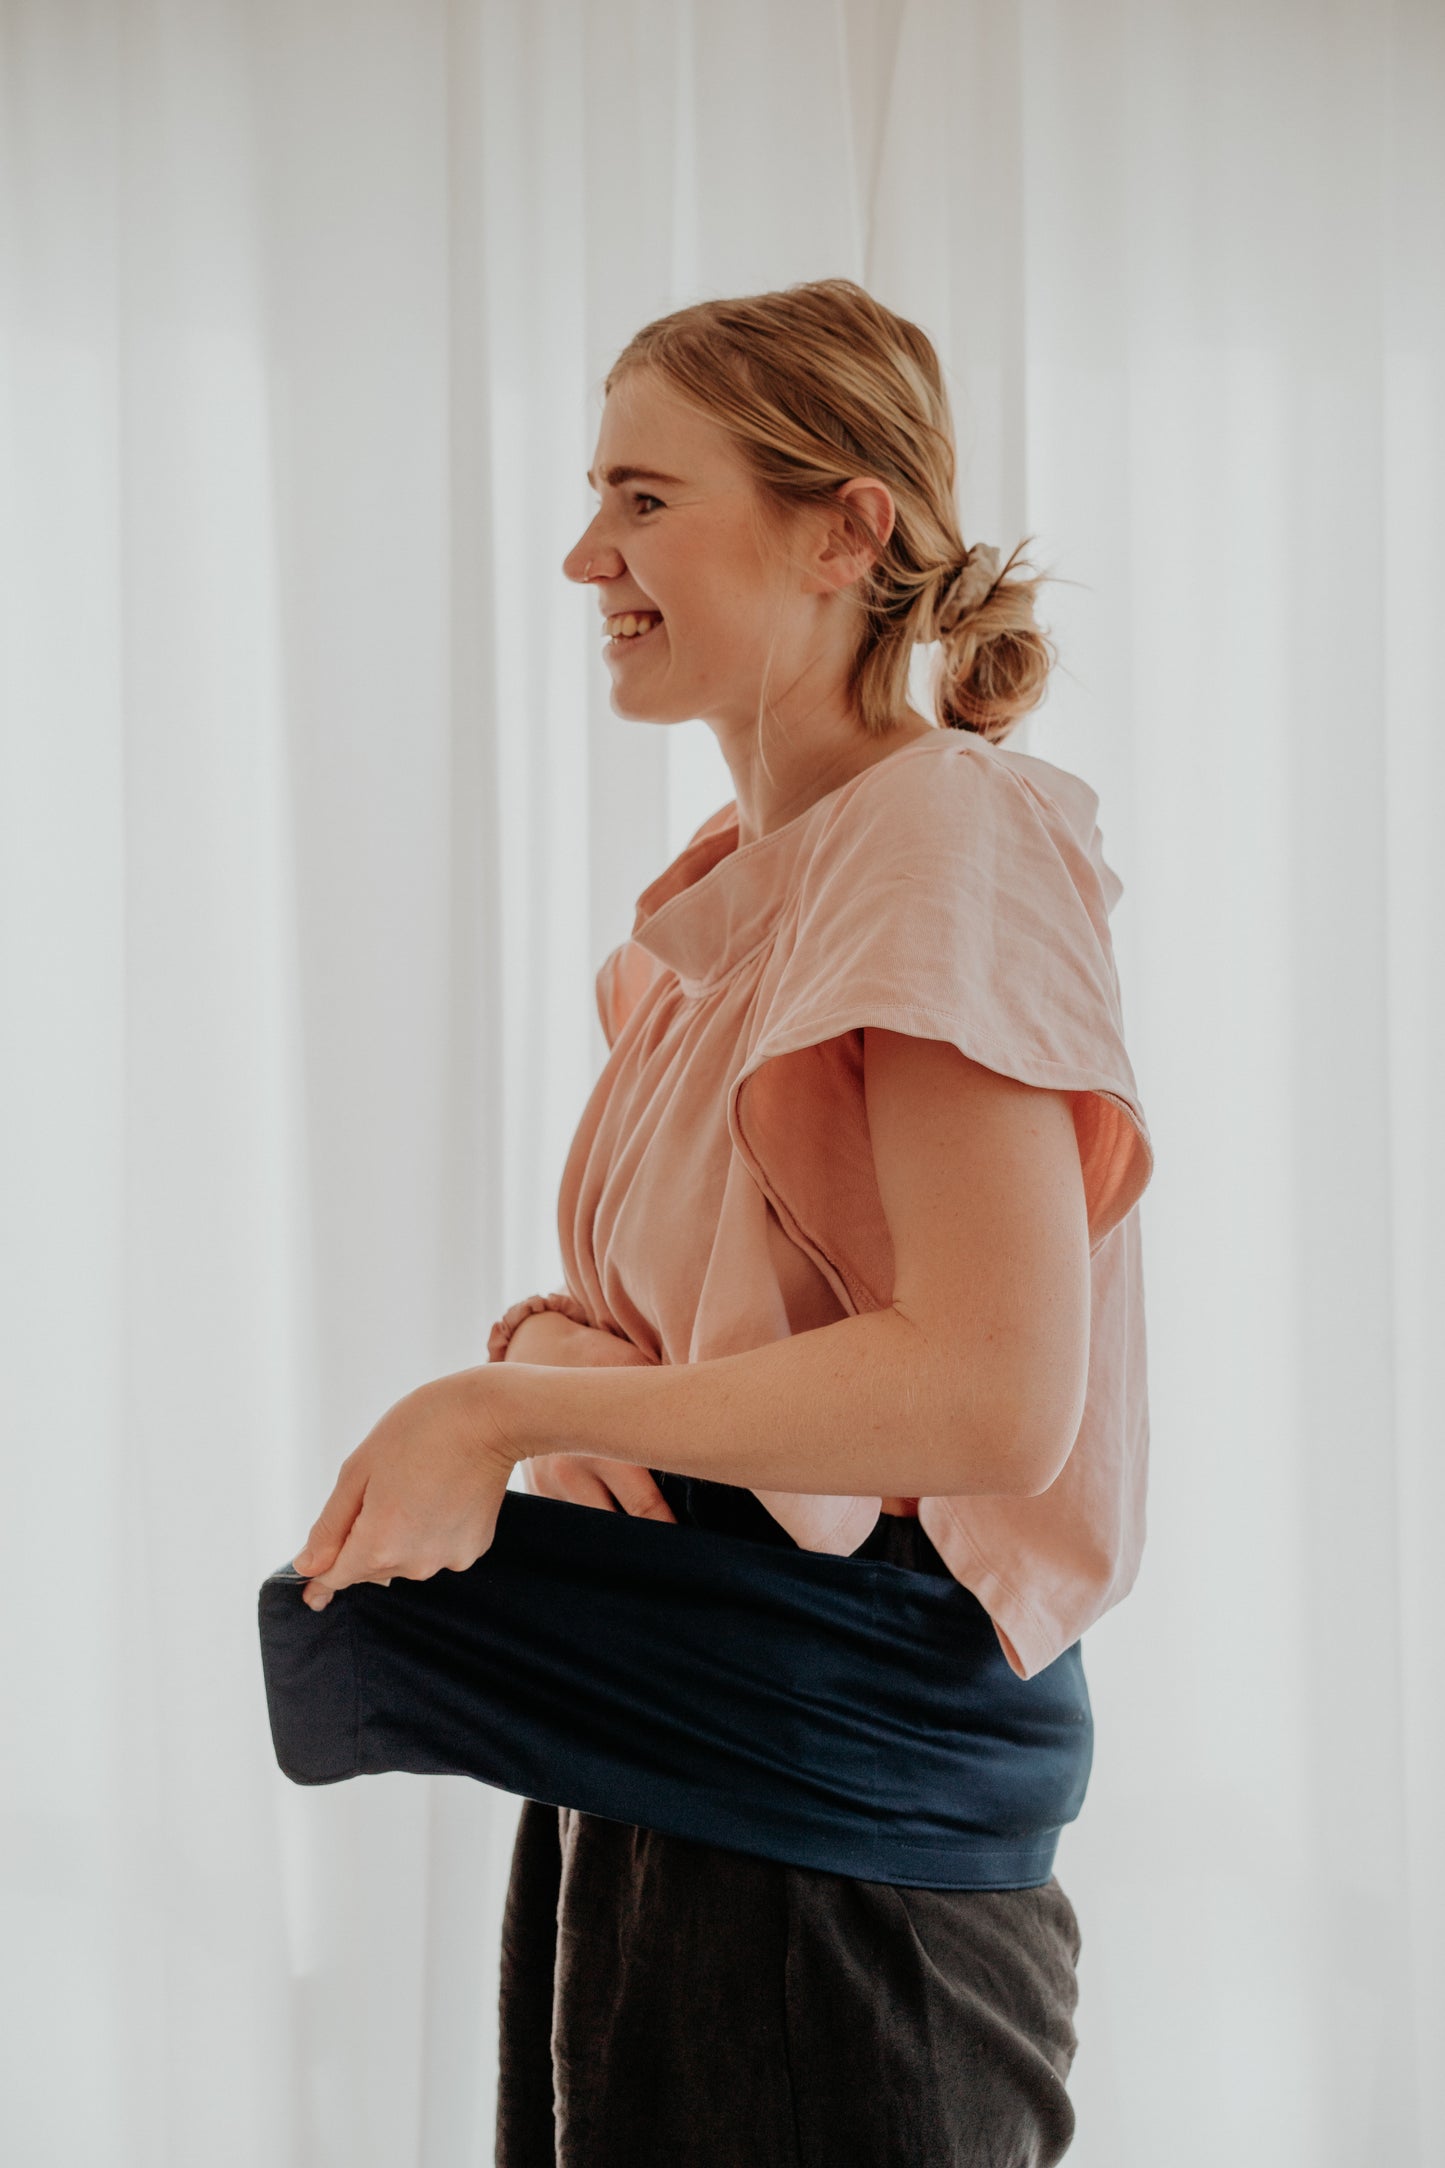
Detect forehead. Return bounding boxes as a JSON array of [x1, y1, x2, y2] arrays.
[[588, 367, 742, 486]]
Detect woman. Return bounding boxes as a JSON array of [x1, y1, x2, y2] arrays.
[[291, 278, 1154, 2165]]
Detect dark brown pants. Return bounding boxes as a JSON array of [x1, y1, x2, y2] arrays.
[[495, 1797, 1083, 2166]]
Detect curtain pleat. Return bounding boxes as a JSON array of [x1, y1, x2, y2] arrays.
[[1, 2, 1441, 2160]]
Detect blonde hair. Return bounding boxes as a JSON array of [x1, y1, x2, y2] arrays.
[[604, 278, 1058, 743]]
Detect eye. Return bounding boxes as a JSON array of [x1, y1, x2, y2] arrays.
[[630, 492, 664, 516]]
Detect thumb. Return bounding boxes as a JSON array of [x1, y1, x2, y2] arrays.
[[293, 1459, 367, 1574]]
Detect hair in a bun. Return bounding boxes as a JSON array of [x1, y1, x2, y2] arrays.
[[605, 278, 1059, 743], [925, 541, 1058, 741]]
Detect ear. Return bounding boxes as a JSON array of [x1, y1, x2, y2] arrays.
[[800, 477, 897, 599]]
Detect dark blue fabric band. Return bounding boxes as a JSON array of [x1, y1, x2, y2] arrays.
[[257, 1490, 1092, 1890]]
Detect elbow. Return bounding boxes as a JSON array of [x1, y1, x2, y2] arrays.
[[945, 1361, 1088, 1498], [952, 1435, 1068, 1499], [1001, 1424, 1078, 1497], [891, 1303, 1088, 1499]]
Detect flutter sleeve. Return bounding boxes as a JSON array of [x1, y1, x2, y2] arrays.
[[725, 739, 1154, 1316]]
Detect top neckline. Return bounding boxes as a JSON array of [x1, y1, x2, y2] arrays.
[[630, 729, 972, 992]]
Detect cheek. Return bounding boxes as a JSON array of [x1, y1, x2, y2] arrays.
[[661, 610, 742, 668], [671, 569, 760, 644], [663, 527, 762, 619], [638, 525, 771, 658]]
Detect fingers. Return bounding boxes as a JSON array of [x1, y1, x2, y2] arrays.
[[303, 1538, 406, 1610], [603, 1465, 678, 1522], [301, 1490, 413, 1610], [528, 1456, 619, 1512], [295, 1450, 675, 1616], [293, 1454, 368, 1579], [292, 1371, 516, 1611], [527, 1455, 677, 1523], [301, 1536, 368, 1610], [302, 1540, 480, 1609]]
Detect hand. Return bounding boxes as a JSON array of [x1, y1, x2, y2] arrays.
[[291, 1366, 518, 1612], [506, 1313, 678, 1525], [503, 1309, 651, 1370], [524, 1451, 678, 1520]]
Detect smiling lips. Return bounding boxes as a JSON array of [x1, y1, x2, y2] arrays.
[[604, 611, 664, 642]]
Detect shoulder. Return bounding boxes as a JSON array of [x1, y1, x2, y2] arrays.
[[812, 734, 1082, 849], [740, 734, 1153, 1258], [800, 734, 1123, 928]]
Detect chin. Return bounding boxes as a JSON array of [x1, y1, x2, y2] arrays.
[[609, 691, 692, 725]]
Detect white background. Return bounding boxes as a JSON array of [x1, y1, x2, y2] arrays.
[[2, 2, 1442, 2161]]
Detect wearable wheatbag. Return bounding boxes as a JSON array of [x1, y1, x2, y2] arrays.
[[258, 1490, 1091, 1891]]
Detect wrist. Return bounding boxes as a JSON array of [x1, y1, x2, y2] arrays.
[[469, 1357, 537, 1472], [477, 1353, 562, 1468]]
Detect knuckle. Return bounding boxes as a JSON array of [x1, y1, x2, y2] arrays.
[[352, 1552, 394, 1582]]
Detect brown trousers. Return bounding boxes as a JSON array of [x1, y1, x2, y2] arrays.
[[496, 1798, 1082, 2168]]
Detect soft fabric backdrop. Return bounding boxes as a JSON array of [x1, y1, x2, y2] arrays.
[[2, 2, 1441, 2162]]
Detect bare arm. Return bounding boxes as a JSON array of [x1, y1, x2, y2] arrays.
[[504, 1309, 678, 1522], [493, 1030, 1092, 1501], [292, 1034, 1094, 1605]]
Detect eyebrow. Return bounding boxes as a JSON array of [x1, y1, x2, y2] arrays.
[[586, 464, 686, 492]]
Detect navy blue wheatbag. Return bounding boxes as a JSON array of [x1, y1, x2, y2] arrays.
[[257, 1489, 1091, 1890]]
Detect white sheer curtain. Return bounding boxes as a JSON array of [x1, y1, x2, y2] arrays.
[[3, 2, 1441, 2161]]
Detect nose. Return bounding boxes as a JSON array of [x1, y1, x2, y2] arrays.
[[561, 517, 621, 586]]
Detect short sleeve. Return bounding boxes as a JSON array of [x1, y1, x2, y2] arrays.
[[725, 739, 1154, 1310]]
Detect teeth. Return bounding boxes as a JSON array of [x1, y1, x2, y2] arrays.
[[606, 612, 662, 637]]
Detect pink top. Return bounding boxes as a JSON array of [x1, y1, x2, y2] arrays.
[[553, 729, 1155, 1680]]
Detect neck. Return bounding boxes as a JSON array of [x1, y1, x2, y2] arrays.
[[712, 707, 938, 847]]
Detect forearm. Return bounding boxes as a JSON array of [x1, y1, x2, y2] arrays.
[[493, 1304, 1044, 1500]]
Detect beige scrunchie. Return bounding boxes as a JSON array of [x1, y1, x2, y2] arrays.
[[931, 543, 1003, 640]]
